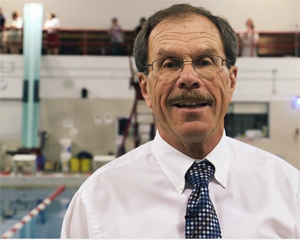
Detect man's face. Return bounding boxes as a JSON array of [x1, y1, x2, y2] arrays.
[[138, 15, 237, 151]]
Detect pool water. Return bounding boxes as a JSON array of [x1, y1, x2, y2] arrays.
[[0, 188, 78, 238]]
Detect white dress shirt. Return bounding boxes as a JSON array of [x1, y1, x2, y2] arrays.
[[240, 31, 260, 57], [10, 17, 23, 29], [61, 131, 300, 238], [44, 18, 61, 33]]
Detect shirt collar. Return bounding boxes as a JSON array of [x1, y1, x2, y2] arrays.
[[153, 131, 231, 194], [200, 131, 231, 188]]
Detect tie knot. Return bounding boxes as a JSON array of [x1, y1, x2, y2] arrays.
[[185, 161, 215, 187]]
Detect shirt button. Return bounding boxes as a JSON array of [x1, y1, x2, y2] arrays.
[[178, 184, 183, 191]]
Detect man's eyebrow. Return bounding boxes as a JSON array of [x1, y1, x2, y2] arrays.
[[157, 48, 173, 57], [197, 48, 219, 56]]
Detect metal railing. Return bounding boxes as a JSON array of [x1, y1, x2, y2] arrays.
[[0, 28, 299, 56]]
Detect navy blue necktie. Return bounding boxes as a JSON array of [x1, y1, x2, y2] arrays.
[[185, 161, 222, 239]]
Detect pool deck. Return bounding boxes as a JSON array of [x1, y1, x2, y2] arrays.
[[0, 172, 90, 188]]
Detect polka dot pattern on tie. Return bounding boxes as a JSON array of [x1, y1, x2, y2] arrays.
[[185, 161, 222, 239]]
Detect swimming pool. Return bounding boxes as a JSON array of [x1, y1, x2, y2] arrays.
[[0, 187, 78, 238]]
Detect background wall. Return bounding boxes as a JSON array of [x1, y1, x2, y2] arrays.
[[1, 0, 300, 31], [0, 55, 299, 170], [0, 0, 299, 171]]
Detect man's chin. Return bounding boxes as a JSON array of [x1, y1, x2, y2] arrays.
[[178, 126, 210, 141]]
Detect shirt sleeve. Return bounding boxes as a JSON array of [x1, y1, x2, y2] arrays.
[[54, 18, 61, 28], [16, 18, 23, 29], [60, 190, 101, 238], [43, 20, 49, 29]]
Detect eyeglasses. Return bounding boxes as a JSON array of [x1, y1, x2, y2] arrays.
[[145, 55, 232, 79]]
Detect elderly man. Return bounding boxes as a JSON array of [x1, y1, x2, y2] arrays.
[[61, 4, 299, 238]]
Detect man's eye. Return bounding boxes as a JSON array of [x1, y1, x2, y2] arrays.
[[162, 59, 181, 69], [194, 57, 214, 67]]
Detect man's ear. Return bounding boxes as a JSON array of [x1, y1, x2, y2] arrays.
[[228, 65, 238, 102], [137, 72, 152, 108]]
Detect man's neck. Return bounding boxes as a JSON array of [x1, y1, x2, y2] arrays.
[[158, 128, 224, 159]]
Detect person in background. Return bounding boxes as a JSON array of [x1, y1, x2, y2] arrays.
[[44, 12, 61, 55], [108, 17, 124, 55], [61, 3, 300, 238], [7, 10, 23, 54], [134, 17, 146, 37], [0, 7, 6, 53], [240, 18, 260, 57]]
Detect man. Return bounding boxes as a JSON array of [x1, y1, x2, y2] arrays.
[[61, 4, 300, 238], [240, 18, 260, 57], [134, 17, 146, 36], [44, 13, 61, 55], [0, 7, 6, 53], [108, 17, 124, 55]]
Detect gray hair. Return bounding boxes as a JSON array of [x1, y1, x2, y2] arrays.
[[133, 3, 238, 75]]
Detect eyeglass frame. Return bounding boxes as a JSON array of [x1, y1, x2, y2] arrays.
[[144, 55, 232, 74]]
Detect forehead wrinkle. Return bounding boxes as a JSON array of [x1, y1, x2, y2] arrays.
[[152, 29, 219, 43], [150, 34, 182, 58], [149, 16, 224, 59], [154, 36, 223, 59]]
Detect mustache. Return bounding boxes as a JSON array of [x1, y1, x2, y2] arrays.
[[167, 91, 215, 105]]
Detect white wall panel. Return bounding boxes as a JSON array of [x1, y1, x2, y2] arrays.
[[0, 100, 22, 138], [0, 55, 299, 168], [0, 77, 23, 99], [40, 78, 135, 99], [1, 55, 299, 100], [233, 80, 273, 101]]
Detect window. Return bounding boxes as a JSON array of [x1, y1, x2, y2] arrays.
[[224, 102, 269, 139]]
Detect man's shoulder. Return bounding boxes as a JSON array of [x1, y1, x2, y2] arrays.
[[227, 136, 279, 158], [79, 141, 155, 189], [226, 136, 299, 175]]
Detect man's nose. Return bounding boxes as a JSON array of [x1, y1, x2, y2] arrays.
[[176, 61, 202, 89]]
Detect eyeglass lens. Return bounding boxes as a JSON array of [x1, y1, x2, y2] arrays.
[[151, 56, 225, 79]]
